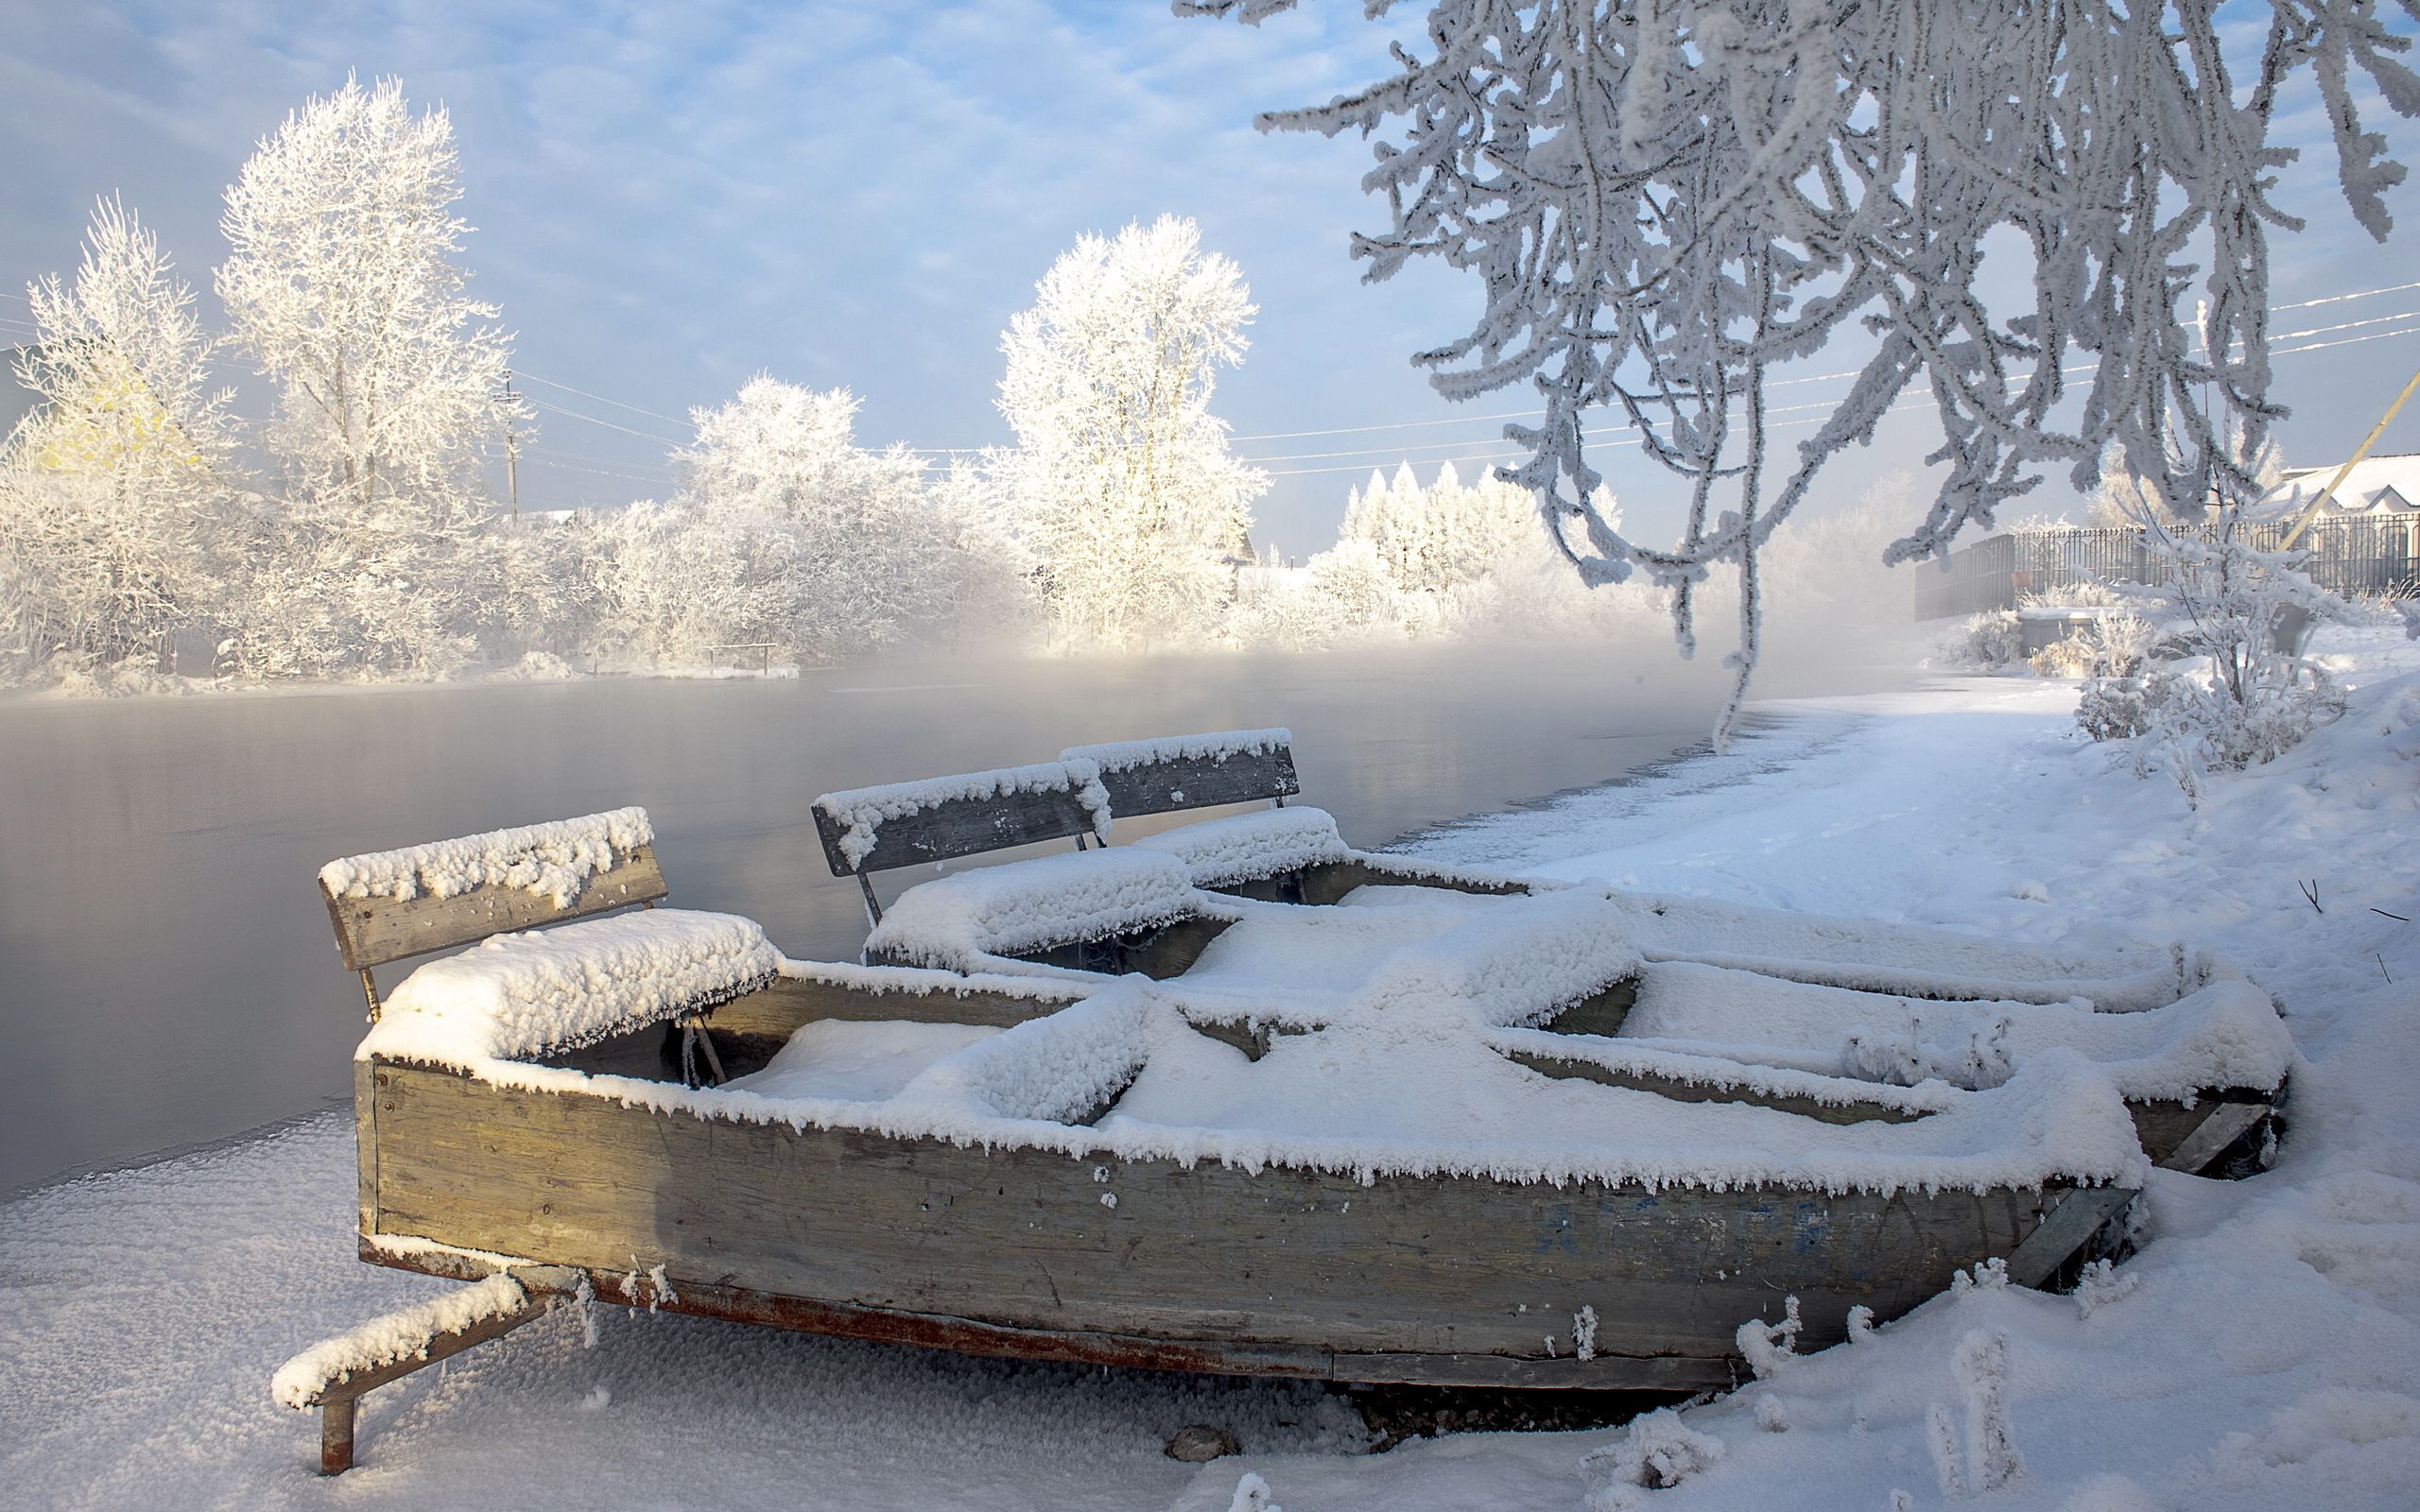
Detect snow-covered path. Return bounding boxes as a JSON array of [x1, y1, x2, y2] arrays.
[[5, 637, 2416, 1510]]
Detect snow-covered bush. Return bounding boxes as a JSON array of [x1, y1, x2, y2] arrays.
[[2076, 464, 2345, 806], [996, 216, 1266, 651], [1941, 611, 2024, 670], [2031, 615, 2154, 679]]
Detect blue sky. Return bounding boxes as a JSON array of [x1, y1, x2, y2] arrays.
[[4, 1, 2418, 555]]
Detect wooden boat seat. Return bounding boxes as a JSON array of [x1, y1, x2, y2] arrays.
[[812, 760, 1112, 926], [862, 845, 1234, 979], [1129, 804, 1354, 888]]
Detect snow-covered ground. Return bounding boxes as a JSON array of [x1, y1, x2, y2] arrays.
[[4, 624, 2415, 1510]]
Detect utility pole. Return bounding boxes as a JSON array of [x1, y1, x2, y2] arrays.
[[501, 371, 522, 519], [2281, 363, 2420, 549]]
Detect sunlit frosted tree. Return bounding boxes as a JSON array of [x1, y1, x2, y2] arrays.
[[1, 198, 232, 677], [997, 215, 1268, 649], [1184, 0, 2420, 739], [213, 77, 513, 678], [217, 76, 510, 507]]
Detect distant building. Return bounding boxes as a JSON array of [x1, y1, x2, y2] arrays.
[[2264, 454, 2420, 517]]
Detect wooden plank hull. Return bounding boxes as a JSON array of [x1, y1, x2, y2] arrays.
[[361, 1057, 2095, 1390]]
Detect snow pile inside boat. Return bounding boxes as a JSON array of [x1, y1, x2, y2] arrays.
[[1061, 727, 1291, 773], [1608, 891, 2206, 1009], [1087, 982, 2149, 1193], [1347, 889, 1639, 1031], [1482, 1026, 1964, 1116], [366, 909, 778, 1062], [270, 1273, 531, 1408], [725, 1019, 1001, 1103], [1132, 806, 1351, 886], [864, 848, 1202, 972], [1619, 963, 2293, 1100], [814, 760, 1112, 869], [318, 806, 652, 905], [1167, 888, 1516, 1019]]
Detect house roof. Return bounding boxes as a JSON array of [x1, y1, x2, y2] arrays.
[[2268, 454, 2420, 515]]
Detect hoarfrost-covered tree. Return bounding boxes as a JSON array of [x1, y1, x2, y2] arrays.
[[213, 77, 512, 678], [588, 377, 941, 666], [1343, 459, 1531, 596], [1183, 1, 2420, 741], [217, 77, 510, 507], [998, 215, 1268, 649], [0, 198, 233, 679]]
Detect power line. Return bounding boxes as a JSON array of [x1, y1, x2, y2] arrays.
[[513, 370, 693, 429], [522, 440, 674, 474], [520, 396, 686, 447], [2272, 279, 2420, 312]]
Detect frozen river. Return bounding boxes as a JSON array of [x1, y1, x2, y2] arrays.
[[0, 644, 1900, 1194]]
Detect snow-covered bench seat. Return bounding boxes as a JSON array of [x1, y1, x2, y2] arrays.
[[1130, 805, 1355, 888], [368, 909, 782, 1065], [861, 846, 1238, 979], [811, 760, 1115, 924]]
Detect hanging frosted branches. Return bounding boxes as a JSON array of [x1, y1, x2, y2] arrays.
[[1179, 0, 2420, 739]]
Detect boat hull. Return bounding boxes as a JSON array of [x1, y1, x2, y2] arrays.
[[359, 1057, 2102, 1390]]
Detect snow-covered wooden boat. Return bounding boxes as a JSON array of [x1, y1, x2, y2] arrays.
[[286, 796, 2153, 1472], [812, 731, 2289, 1175]]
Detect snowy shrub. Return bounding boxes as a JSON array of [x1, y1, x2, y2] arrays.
[[1942, 611, 2024, 670], [1577, 1409, 1724, 1511], [2031, 615, 2153, 679], [2077, 458, 2347, 806]]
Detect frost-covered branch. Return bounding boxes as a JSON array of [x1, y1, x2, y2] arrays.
[[1181, 0, 2420, 740]]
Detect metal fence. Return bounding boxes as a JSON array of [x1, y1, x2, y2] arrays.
[[1911, 516, 2419, 619]]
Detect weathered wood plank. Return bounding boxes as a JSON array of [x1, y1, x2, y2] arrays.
[[2001, 1184, 2138, 1289], [1286, 858, 1532, 907], [354, 1058, 380, 1241], [321, 849, 668, 971], [365, 1059, 2076, 1388], [1538, 979, 1639, 1039], [1088, 747, 1301, 820], [1506, 1049, 1923, 1125], [811, 786, 1097, 879], [372, 1243, 1730, 1390], [2151, 1097, 2273, 1174], [537, 972, 1089, 1083], [983, 915, 1236, 980]]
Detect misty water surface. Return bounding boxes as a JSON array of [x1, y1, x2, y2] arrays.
[[0, 644, 1901, 1194]]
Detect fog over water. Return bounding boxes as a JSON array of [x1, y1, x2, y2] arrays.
[[0, 644, 1905, 1194]]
